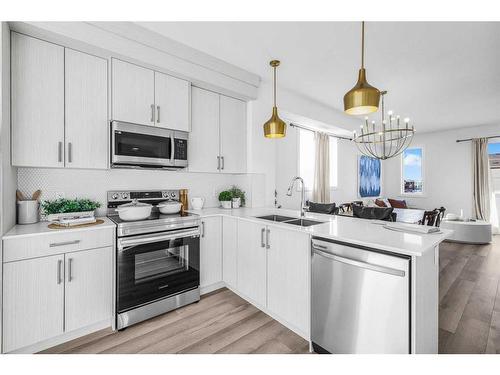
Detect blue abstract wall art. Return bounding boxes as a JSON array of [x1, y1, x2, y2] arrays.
[[358, 155, 381, 198]]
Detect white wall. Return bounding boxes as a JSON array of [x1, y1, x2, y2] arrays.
[[383, 123, 500, 220], [248, 81, 360, 208]]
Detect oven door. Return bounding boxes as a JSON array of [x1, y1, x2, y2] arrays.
[[111, 121, 174, 168], [117, 227, 200, 313]]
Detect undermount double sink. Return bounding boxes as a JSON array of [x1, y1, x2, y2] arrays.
[[255, 215, 324, 227]]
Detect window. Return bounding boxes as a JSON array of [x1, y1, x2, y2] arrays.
[[298, 129, 338, 191], [401, 147, 424, 194], [488, 142, 500, 169]]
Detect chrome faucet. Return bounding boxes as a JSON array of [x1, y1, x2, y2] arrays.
[[286, 176, 307, 217]]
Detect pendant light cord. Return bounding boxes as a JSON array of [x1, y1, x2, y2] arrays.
[[273, 66, 277, 107], [361, 21, 365, 69]]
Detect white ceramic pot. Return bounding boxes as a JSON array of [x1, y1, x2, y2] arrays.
[[232, 197, 241, 208], [221, 200, 232, 209], [116, 199, 152, 221], [158, 200, 182, 214], [190, 197, 205, 210]]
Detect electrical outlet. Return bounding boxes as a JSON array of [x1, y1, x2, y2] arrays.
[[213, 188, 218, 197], [55, 192, 65, 200]]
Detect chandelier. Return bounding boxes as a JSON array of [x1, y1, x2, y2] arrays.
[[353, 91, 415, 160]]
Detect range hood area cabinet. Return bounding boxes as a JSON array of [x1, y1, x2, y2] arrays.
[[189, 87, 247, 174], [111, 58, 190, 132], [11, 32, 108, 169]]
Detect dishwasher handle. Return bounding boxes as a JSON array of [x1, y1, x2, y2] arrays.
[[312, 246, 406, 277]]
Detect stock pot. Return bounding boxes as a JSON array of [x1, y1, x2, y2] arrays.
[[116, 199, 152, 221]]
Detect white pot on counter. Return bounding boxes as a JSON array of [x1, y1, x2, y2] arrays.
[[221, 201, 232, 209], [116, 199, 152, 221], [158, 200, 182, 215], [190, 197, 205, 210]]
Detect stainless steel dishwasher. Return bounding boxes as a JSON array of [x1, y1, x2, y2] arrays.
[[311, 237, 411, 354]]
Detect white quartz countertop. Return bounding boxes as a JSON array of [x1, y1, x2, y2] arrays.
[[188, 207, 452, 257], [3, 217, 116, 240]]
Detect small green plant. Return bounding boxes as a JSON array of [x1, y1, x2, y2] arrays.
[[229, 185, 246, 206], [218, 191, 232, 202], [41, 198, 101, 215]]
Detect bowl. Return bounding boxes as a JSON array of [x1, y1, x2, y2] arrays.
[[158, 201, 182, 215]]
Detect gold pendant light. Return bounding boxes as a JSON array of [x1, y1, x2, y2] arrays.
[[344, 21, 380, 115], [263, 60, 286, 138]]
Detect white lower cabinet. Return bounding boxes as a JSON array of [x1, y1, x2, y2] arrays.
[[237, 220, 267, 308], [266, 226, 310, 335], [222, 217, 238, 289], [64, 247, 113, 332], [3, 254, 65, 353], [200, 216, 222, 289]]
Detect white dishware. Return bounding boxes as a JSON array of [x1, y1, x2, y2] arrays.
[[158, 200, 182, 214], [190, 197, 205, 210], [445, 213, 459, 221], [221, 201, 232, 209], [116, 199, 152, 221], [232, 197, 241, 208], [17, 200, 39, 224]]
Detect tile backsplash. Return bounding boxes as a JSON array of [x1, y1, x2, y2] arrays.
[[18, 168, 265, 216]]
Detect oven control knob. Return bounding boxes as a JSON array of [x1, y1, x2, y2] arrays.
[[163, 191, 168, 198], [121, 193, 128, 199], [111, 193, 118, 200]]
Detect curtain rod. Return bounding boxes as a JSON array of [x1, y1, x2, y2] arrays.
[[456, 135, 500, 143], [289, 122, 352, 141]]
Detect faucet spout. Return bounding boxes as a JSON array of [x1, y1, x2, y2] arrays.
[[286, 176, 306, 217]]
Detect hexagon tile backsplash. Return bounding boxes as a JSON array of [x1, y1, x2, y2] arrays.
[[18, 168, 265, 216]]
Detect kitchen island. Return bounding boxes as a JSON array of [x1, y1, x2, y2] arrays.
[[189, 206, 452, 354]]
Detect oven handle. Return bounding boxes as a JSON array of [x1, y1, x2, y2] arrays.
[[118, 227, 200, 251], [170, 136, 175, 164]]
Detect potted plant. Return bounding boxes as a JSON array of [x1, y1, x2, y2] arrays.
[[218, 191, 233, 209], [41, 198, 101, 222], [229, 185, 246, 208]]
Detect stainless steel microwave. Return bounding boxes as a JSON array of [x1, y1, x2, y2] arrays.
[[111, 121, 188, 169]]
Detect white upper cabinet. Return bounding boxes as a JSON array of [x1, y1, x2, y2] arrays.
[[190, 87, 247, 174], [64, 247, 113, 332], [65, 49, 108, 169], [154, 71, 190, 131], [189, 87, 220, 172], [11, 32, 65, 168], [112, 59, 155, 126], [200, 216, 223, 289], [219, 95, 247, 173]]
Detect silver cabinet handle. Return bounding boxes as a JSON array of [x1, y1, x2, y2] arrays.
[[312, 247, 406, 277], [58, 142, 63, 162], [266, 228, 270, 249], [68, 258, 73, 282], [151, 104, 155, 122], [261, 228, 266, 248], [201, 221, 205, 238], [157, 105, 160, 123], [49, 240, 80, 247], [217, 156, 221, 170], [221, 156, 225, 170], [57, 259, 63, 284], [68, 142, 72, 163]]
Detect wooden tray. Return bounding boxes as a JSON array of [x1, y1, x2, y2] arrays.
[[48, 219, 105, 230]]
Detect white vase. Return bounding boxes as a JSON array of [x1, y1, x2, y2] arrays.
[[232, 197, 241, 208], [221, 201, 232, 209]]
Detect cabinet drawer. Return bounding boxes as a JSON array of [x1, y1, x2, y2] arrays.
[[3, 228, 114, 263]]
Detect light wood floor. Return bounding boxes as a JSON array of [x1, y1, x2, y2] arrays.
[[41, 236, 500, 354], [40, 288, 309, 354], [439, 235, 500, 354]]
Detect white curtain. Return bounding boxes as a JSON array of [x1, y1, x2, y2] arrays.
[[472, 138, 490, 221], [313, 132, 330, 203]]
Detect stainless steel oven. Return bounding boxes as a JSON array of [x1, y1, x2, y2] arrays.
[[111, 121, 188, 169], [116, 226, 200, 329]]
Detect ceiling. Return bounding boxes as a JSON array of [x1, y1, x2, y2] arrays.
[[136, 22, 500, 133]]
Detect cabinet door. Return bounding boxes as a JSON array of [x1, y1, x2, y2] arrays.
[[2, 254, 64, 352], [112, 59, 154, 126], [189, 87, 220, 172], [200, 216, 222, 289], [65, 49, 108, 169], [154, 71, 190, 131], [222, 216, 238, 289], [237, 220, 267, 307], [219, 95, 247, 173], [64, 247, 113, 332], [267, 226, 310, 335], [11, 32, 64, 168]]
